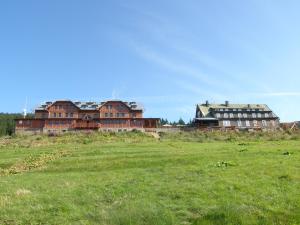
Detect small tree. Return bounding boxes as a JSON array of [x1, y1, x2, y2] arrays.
[[178, 118, 185, 125]]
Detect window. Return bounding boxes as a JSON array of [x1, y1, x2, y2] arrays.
[[223, 120, 231, 127], [238, 113, 242, 118], [237, 120, 242, 127], [70, 113, 73, 118], [245, 120, 250, 127], [132, 113, 136, 118], [122, 113, 125, 117], [230, 113, 234, 118], [216, 113, 221, 118], [105, 113, 108, 117], [252, 113, 256, 118], [253, 120, 258, 127], [262, 120, 267, 127], [243, 113, 248, 118], [58, 113, 62, 118], [220, 109, 224, 111], [257, 113, 262, 118], [53, 113, 57, 118], [224, 113, 228, 118], [110, 113, 113, 117], [65, 113, 68, 118], [265, 113, 269, 118]]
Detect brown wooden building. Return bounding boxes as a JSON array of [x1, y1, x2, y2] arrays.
[[15, 100, 159, 134]]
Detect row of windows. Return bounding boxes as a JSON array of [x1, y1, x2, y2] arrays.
[[223, 120, 274, 127], [47, 120, 137, 126], [54, 105, 75, 110], [51, 113, 137, 118], [216, 108, 263, 112], [102, 120, 127, 124], [104, 113, 136, 118], [53, 112, 74, 118], [105, 104, 127, 110], [216, 113, 270, 119]]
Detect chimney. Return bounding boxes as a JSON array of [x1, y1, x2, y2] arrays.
[[225, 101, 229, 107], [205, 100, 209, 106]]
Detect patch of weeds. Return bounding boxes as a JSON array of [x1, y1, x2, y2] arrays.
[[278, 175, 292, 181], [0, 150, 70, 176], [82, 138, 92, 145], [238, 143, 249, 146], [216, 161, 238, 168], [283, 151, 292, 156], [239, 148, 248, 152], [15, 188, 31, 196]]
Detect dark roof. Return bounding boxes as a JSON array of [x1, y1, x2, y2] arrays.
[[36, 100, 144, 111], [197, 102, 279, 119]]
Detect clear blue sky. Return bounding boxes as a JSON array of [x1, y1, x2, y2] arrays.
[[1, 0, 299, 122]]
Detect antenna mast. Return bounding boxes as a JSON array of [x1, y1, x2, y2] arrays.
[[23, 97, 28, 118]]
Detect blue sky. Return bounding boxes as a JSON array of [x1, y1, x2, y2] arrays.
[[0, 0, 300, 122]]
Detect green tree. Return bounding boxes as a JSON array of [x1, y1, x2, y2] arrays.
[[178, 118, 185, 125]]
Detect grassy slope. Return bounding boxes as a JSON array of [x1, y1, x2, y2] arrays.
[[0, 132, 299, 225]]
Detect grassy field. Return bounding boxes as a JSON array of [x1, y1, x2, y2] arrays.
[[0, 131, 299, 225]]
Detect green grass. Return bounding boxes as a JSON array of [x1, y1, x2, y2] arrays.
[[0, 131, 299, 225]]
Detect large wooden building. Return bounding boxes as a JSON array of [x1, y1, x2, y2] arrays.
[[194, 101, 280, 130], [15, 100, 159, 134]]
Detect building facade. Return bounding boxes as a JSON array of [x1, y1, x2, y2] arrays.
[[194, 101, 280, 130], [15, 100, 159, 134]]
